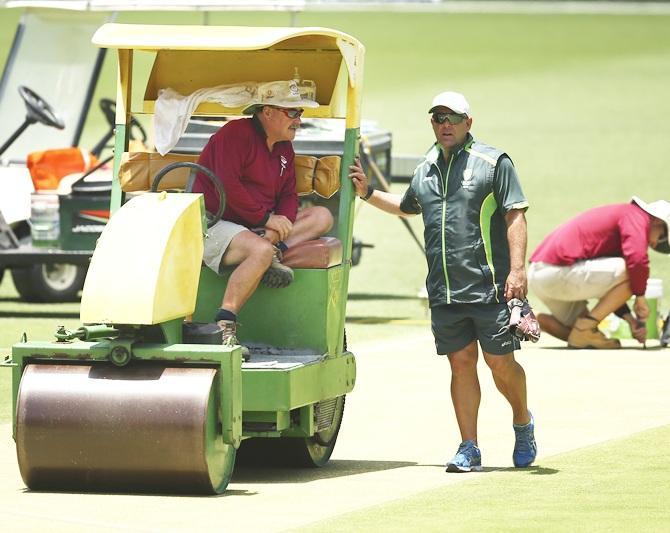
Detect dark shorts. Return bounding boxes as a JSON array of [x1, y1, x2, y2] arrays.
[[431, 303, 520, 356]]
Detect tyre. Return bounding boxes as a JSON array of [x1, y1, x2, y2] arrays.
[[237, 395, 346, 468], [351, 237, 363, 267], [0, 268, 4, 286], [11, 263, 87, 302]]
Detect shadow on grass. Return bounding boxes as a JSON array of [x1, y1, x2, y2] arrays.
[[492, 465, 559, 475], [0, 310, 79, 319], [422, 464, 559, 475], [536, 345, 663, 352], [346, 316, 414, 324], [17, 460, 417, 498], [21, 486, 255, 499], [232, 459, 417, 484], [349, 293, 423, 301]]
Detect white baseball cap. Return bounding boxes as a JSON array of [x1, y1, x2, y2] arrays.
[[428, 91, 470, 116], [243, 80, 318, 115], [632, 196, 670, 254]]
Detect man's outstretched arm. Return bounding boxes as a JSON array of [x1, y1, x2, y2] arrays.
[[349, 158, 417, 217]]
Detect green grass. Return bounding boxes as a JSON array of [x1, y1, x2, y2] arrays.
[[295, 424, 670, 533], [0, 275, 81, 423]]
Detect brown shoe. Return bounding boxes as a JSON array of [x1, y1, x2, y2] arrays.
[[567, 317, 621, 349], [261, 246, 294, 288], [217, 319, 250, 361]]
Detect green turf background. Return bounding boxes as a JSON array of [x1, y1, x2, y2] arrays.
[[294, 424, 670, 533], [1, 8, 668, 303]]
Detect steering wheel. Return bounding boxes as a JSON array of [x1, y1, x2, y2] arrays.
[[18, 85, 65, 130], [150, 162, 226, 228], [99, 98, 148, 143]]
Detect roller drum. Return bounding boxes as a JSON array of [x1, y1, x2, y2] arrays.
[[16, 363, 235, 494]]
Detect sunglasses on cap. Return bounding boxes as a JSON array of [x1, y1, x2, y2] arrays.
[[431, 111, 467, 125], [272, 107, 304, 119]]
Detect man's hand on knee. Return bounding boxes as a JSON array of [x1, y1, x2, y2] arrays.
[[266, 214, 292, 241], [250, 227, 279, 244]]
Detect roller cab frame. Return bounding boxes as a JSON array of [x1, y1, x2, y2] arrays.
[[9, 23, 364, 495]]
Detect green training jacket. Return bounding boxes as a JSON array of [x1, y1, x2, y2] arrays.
[[400, 134, 528, 307]]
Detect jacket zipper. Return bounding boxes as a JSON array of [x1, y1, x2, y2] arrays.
[[436, 154, 453, 304]]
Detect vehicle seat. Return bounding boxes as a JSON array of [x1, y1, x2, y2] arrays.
[[119, 151, 198, 192], [282, 237, 342, 269], [118, 151, 343, 268]]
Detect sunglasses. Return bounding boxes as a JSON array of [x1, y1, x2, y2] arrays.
[[273, 107, 304, 119], [431, 112, 467, 125]]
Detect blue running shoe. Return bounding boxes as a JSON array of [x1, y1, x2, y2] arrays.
[[513, 412, 537, 468], [446, 440, 482, 473]]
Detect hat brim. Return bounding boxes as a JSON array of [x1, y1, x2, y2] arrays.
[[652, 240, 670, 254], [428, 105, 468, 116], [632, 196, 670, 254], [243, 99, 319, 115], [631, 195, 669, 221]]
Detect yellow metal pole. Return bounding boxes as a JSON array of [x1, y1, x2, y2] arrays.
[[111, 48, 133, 213]]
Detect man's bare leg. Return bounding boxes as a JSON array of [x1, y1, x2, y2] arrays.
[[566, 281, 632, 349], [219, 231, 273, 313], [485, 351, 536, 467], [483, 351, 530, 426], [284, 206, 333, 247], [537, 313, 571, 341], [448, 341, 481, 443], [589, 281, 632, 321]]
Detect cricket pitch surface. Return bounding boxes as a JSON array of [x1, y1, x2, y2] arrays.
[[1, 333, 669, 532]]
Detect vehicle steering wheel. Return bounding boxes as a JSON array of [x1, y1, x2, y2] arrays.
[[150, 162, 226, 228], [18, 85, 65, 130], [99, 98, 148, 143]]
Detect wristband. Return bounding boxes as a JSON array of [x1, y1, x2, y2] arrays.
[[361, 185, 374, 201]]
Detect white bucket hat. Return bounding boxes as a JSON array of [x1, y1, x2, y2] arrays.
[[632, 196, 670, 254], [428, 91, 470, 116], [243, 80, 318, 115]]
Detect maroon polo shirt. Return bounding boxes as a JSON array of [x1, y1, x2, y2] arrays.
[[530, 203, 651, 295], [193, 117, 298, 227]]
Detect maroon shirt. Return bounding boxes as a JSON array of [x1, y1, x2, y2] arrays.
[[193, 117, 298, 227], [530, 203, 651, 296]]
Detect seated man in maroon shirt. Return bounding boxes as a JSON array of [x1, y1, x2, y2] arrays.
[[528, 197, 669, 348], [193, 81, 333, 351]]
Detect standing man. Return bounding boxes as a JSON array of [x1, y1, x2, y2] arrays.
[[528, 197, 670, 348], [350, 91, 536, 472], [193, 81, 333, 352]]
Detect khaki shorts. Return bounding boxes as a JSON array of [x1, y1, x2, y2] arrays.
[[202, 220, 248, 274], [528, 258, 628, 326]]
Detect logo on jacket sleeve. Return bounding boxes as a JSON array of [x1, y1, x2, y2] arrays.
[[462, 168, 474, 190]]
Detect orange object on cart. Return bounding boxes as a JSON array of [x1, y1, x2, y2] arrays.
[[27, 148, 99, 191]]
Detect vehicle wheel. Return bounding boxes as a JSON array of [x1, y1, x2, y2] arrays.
[[351, 237, 363, 266], [237, 396, 345, 468], [11, 264, 86, 302]]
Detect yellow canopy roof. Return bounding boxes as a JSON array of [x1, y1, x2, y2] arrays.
[[93, 23, 360, 52], [93, 23, 364, 119], [93, 23, 363, 87]]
